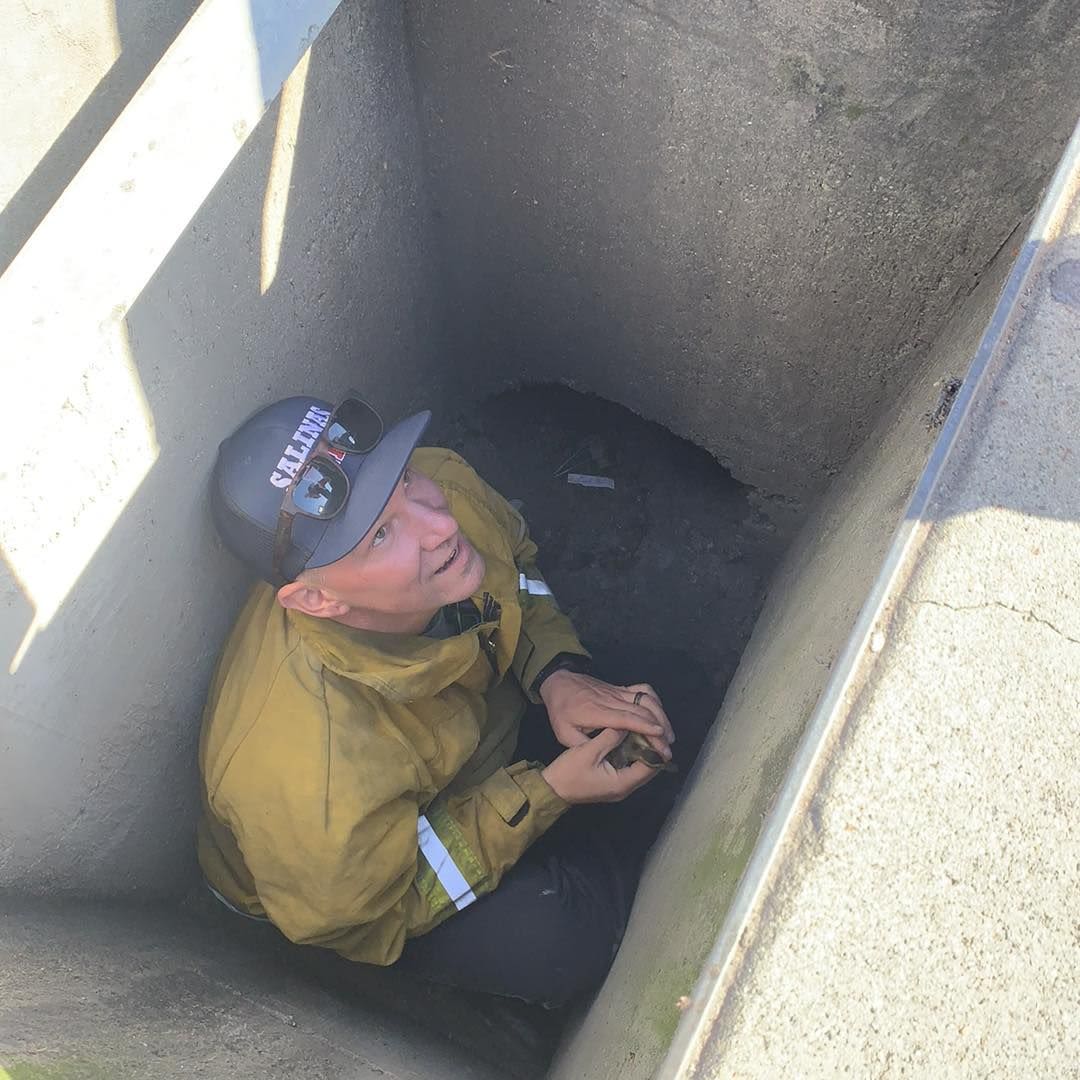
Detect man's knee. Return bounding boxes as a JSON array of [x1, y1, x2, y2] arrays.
[[395, 850, 627, 1005]]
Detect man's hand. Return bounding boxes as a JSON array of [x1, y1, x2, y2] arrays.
[[538, 670, 674, 761], [541, 728, 660, 804]]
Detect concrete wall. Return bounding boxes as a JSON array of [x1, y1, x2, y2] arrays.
[[0, 0, 202, 273], [2, 5, 1078, 1077], [0, 0, 447, 896], [405, 0, 1080, 498], [550, 201, 1020, 1080], [679, 126, 1080, 1079], [5, 0, 1077, 906]]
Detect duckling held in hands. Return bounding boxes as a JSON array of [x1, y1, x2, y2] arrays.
[[606, 731, 677, 773]]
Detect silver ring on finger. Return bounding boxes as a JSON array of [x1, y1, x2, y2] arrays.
[[633, 690, 645, 706]]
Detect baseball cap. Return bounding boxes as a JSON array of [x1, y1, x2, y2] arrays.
[[211, 395, 431, 585]]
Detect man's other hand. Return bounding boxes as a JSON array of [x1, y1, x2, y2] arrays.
[[541, 728, 659, 804], [538, 670, 674, 761]]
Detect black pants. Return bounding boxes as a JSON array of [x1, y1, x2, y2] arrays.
[[391, 647, 714, 1007]]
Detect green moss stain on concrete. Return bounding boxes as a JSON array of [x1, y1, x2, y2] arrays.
[[680, 733, 804, 914], [687, 820, 760, 907], [2, 1060, 113, 1080], [637, 819, 762, 1047], [635, 725, 807, 1056], [845, 103, 867, 121], [643, 954, 703, 1045], [761, 728, 804, 794]]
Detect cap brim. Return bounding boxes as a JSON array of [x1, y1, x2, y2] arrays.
[[305, 409, 431, 570]]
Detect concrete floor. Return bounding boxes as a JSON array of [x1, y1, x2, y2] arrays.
[[0, 897, 502, 1080]]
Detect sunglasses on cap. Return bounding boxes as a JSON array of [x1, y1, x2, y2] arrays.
[[272, 394, 384, 581]]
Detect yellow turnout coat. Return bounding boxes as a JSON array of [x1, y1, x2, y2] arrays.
[[197, 448, 587, 965]]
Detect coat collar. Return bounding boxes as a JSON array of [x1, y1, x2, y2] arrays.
[[287, 560, 522, 704], [289, 608, 486, 702]]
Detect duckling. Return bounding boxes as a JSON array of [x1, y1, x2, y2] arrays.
[[606, 731, 677, 773]]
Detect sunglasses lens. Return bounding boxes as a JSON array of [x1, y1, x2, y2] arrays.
[[326, 398, 383, 453], [291, 457, 349, 518]]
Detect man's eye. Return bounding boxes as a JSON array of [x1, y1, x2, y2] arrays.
[[402, 469, 413, 487], [372, 525, 387, 547]]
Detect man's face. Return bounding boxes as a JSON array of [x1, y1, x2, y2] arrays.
[[311, 466, 487, 625]]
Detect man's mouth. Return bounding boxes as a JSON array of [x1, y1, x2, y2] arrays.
[[433, 542, 461, 576]]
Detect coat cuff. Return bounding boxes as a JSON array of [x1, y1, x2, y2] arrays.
[[529, 651, 593, 698], [504, 760, 569, 828]]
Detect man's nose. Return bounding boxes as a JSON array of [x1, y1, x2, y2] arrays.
[[411, 499, 457, 548]]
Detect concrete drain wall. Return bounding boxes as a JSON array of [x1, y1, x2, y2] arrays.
[[2, 1, 1079, 1077]]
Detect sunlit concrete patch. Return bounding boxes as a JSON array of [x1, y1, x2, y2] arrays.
[[3, 318, 155, 673], [0, 0, 120, 211], [0, 0, 344, 671], [697, 599, 1080, 1078], [0, 553, 35, 676], [261, 50, 313, 294]]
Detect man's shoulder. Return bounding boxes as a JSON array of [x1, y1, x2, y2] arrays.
[[411, 446, 477, 487], [201, 585, 329, 782], [412, 447, 509, 524]]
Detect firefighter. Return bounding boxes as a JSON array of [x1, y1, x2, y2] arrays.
[[199, 393, 678, 1005]]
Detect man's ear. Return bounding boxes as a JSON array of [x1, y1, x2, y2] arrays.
[[276, 579, 349, 619]]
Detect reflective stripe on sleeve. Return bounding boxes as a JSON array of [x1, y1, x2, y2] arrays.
[[519, 572, 554, 597], [205, 881, 271, 923], [417, 814, 478, 912]]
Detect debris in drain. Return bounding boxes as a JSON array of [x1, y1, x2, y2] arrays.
[[554, 435, 611, 477], [567, 472, 615, 489], [926, 376, 963, 431], [553, 445, 589, 477]]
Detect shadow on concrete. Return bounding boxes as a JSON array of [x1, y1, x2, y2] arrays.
[[905, 231, 1080, 530], [0, 552, 34, 677], [0, 0, 201, 274], [403, 0, 1080, 499]]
